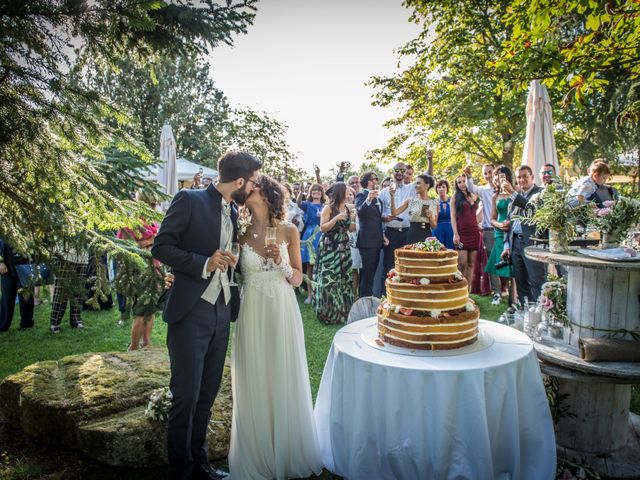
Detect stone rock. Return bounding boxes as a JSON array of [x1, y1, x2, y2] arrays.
[[0, 347, 232, 467]]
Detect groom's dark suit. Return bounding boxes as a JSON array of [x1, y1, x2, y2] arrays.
[[152, 184, 239, 480]]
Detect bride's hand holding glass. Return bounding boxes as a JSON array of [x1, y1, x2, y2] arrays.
[[264, 243, 282, 265]]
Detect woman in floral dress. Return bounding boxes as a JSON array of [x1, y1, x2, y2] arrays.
[[314, 182, 356, 325]]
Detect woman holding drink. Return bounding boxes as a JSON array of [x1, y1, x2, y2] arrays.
[[229, 175, 322, 479], [313, 181, 356, 325]]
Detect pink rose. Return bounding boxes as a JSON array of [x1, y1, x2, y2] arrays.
[[597, 207, 611, 217], [603, 200, 615, 207]]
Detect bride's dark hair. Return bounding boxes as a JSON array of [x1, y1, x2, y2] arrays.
[[257, 175, 287, 226]]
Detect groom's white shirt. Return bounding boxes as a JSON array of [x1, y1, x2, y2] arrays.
[[201, 198, 232, 305]]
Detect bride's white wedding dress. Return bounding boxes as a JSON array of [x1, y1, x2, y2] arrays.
[[228, 242, 323, 479]]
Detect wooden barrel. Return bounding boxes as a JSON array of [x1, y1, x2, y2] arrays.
[[565, 266, 640, 348]]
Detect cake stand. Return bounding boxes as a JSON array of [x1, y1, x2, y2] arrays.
[[525, 246, 640, 478]]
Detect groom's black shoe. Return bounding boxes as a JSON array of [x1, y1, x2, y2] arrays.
[[194, 464, 229, 480]]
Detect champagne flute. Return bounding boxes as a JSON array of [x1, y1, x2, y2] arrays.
[[229, 242, 240, 286], [265, 226, 277, 266], [265, 226, 277, 246]]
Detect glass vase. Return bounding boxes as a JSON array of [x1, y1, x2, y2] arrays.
[[601, 232, 620, 249], [548, 229, 568, 253]]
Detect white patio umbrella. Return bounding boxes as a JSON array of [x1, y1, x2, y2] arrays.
[[521, 80, 559, 184], [157, 123, 178, 210]]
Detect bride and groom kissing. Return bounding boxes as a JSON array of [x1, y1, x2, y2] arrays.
[[152, 151, 323, 480]]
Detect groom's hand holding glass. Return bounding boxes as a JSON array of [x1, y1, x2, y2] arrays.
[[206, 249, 237, 273]]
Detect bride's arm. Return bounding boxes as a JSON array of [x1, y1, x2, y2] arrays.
[[284, 224, 304, 287]]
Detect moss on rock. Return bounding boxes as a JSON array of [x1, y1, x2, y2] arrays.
[[0, 348, 232, 467]]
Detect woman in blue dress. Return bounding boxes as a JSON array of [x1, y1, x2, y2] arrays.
[[433, 179, 454, 249], [298, 183, 326, 304]]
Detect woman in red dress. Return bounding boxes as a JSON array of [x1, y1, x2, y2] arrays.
[[451, 174, 481, 290]]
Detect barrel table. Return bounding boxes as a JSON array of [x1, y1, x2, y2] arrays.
[[525, 247, 640, 478]]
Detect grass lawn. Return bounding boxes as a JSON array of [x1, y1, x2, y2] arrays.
[[0, 290, 637, 480], [0, 291, 506, 396]]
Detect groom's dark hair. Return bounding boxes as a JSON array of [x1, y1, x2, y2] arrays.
[[217, 151, 262, 183]]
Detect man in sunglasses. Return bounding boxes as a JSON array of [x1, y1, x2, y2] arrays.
[[378, 162, 415, 288], [539, 164, 556, 186]]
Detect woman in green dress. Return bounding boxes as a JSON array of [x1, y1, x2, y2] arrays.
[[485, 166, 514, 292], [314, 182, 356, 325]]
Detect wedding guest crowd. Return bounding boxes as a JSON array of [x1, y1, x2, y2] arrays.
[[2, 154, 618, 334]]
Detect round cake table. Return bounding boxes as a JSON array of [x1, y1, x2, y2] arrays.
[[525, 247, 640, 478], [314, 319, 556, 480]]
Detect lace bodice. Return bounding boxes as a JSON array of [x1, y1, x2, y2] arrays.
[[240, 242, 291, 298], [408, 198, 437, 223]]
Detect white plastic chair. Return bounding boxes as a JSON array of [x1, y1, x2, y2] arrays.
[[347, 296, 381, 324]]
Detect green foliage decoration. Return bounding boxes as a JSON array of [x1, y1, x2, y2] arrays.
[[0, 0, 256, 304]]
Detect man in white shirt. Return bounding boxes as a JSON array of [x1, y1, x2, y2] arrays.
[[378, 162, 416, 288], [464, 164, 502, 304]]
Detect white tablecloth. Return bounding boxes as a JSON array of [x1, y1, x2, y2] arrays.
[[314, 319, 556, 480]]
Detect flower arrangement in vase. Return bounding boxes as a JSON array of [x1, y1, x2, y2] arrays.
[[539, 276, 569, 329], [593, 197, 640, 249], [522, 180, 592, 253]]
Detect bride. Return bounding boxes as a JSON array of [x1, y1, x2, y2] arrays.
[[228, 175, 323, 479]]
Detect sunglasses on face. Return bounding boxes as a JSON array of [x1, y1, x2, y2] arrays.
[[541, 170, 554, 176], [394, 169, 406, 173]]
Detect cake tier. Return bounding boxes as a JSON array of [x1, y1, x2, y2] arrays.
[[377, 305, 480, 350], [394, 248, 458, 282], [385, 278, 469, 311]]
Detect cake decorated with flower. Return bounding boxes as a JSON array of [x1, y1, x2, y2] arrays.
[[377, 238, 480, 350]]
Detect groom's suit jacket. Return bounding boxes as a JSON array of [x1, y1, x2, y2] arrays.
[[152, 184, 240, 324]]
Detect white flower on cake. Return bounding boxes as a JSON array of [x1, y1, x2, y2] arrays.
[[394, 305, 401, 313], [454, 271, 463, 280], [464, 301, 475, 312], [391, 276, 402, 283], [419, 278, 430, 285], [430, 309, 441, 317]]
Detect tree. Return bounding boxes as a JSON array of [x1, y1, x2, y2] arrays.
[[87, 53, 301, 179], [224, 108, 303, 182], [87, 54, 233, 166], [499, 0, 640, 117], [496, 0, 640, 180], [369, 0, 527, 175], [0, 0, 255, 299]]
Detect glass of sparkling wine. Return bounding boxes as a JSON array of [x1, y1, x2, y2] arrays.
[[229, 242, 240, 286], [265, 226, 277, 246]]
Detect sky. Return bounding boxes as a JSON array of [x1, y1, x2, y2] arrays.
[[208, 1, 420, 175]]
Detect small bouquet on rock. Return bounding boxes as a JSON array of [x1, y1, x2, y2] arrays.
[[145, 386, 172, 422]]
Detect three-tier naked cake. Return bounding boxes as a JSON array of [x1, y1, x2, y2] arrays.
[[377, 238, 480, 350]]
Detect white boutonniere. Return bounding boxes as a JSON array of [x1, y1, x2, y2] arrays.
[[237, 215, 252, 237]]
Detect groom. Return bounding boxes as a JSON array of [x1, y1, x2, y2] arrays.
[[152, 151, 262, 480]]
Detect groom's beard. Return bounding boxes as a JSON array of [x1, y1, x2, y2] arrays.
[[231, 187, 250, 205]]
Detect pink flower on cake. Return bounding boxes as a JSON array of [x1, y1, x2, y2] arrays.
[[399, 307, 414, 316]]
